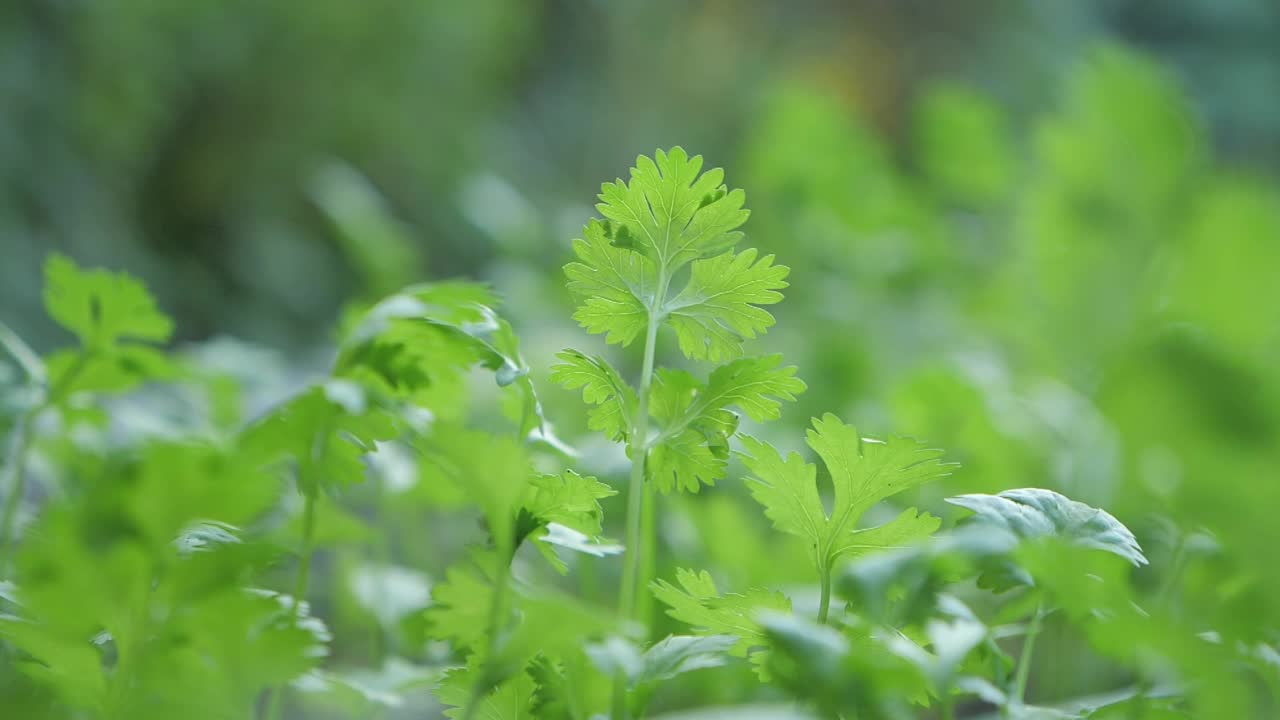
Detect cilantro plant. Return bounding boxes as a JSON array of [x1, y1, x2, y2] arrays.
[[552, 148, 804, 714]]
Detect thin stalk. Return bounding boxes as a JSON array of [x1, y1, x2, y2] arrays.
[[265, 488, 320, 720], [462, 552, 512, 720], [292, 491, 318, 615], [613, 272, 667, 720], [0, 348, 88, 574], [617, 307, 660, 625], [1009, 601, 1046, 714], [0, 321, 44, 386], [637, 481, 656, 628], [817, 563, 832, 624], [0, 414, 33, 574]]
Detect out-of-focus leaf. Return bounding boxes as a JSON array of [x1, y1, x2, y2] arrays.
[[651, 568, 790, 656], [947, 488, 1147, 566]]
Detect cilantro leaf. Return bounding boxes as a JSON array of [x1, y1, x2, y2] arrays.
[[425, 560, 493, 653], [646, 356, 804, 493], [549, 349, 637, 442], [664, 249, 790, 361], [522, 470, 616, 537], [564, 219, 656, 347], [740, 414, 951, 571], [418, 424, 531, 554], [241, 380, 401, 495], [946, 488, 1148, 566], [596, 147, 749, 270], [520, 471, 622, 572], [43, 253, 173, 348], [436, 664, 536, 720], [650, 568, 791, 656]]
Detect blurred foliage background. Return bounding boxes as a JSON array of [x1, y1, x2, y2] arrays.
[[3, 0, 1280, 716]]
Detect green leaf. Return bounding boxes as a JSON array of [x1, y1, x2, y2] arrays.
[[664, 249, 790, 361], [418, 424, 531, 554], [651, 568, 790, 656], [43, 253, 173, 348], [564, 218, 656, 347], [549, 350, 637, 442], [596, 147, 749, 270], [436, 664, 536, 720], [647, 356, 804, 494], [588, 634, 736, 715], [424, 559, 493, 653], [946, 488, 1148, 566], [740, 414, 951, 571], [522, 470, 616, 537], [241, 380, 401, 495]]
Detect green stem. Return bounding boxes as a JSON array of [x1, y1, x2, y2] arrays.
[[0, 321, 44, 386], [1009, 602, 1045, 714], [618, 308, 659, 626], [463, 552, 512, 720], [0, 345, 88, 575], [613, 273, 667, 720], [292, 491, 318, 615], [0, 414, 33, 575], [817, 563, 832, 624], [265, 490, 319, 720]]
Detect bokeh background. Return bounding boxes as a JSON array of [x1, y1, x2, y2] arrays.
[[3, 0, 1280, 716]]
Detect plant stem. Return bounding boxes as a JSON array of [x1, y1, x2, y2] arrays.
[[613, 273, 666, 720], [817, 563, 832, 624], [618, 307, 659, 626], [292, 491, 318, 615], [1009, 601, 1046, 714], [0, 413, 33, 575], [265, 490, 319, 720], [463, 550, 512, 720]]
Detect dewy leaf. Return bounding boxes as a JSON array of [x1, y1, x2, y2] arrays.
[[549, 349, 637, 442], [945, 487, 1148, 566], [651, 568, 791, 656], [596, 147, 749, 271], [664, 249, 790, 361], [43, 253, 174, 348], [740, 414, 952, 571], [564, 218, 656, 346]]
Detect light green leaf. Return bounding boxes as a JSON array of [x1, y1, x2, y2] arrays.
[[564, 218, 656, 346], [651, 568, 791, 656], [664, 249, 789, 361], [647, 357, 804, 494], [596, 147, 749, 271], [829, 508, 941, 561], [522, 470, 616, 537], [241, 381, 401, 495], [418, 424, 530, 554], [740, 414, 951, 570], [436, 665, 536, 720], [549, 349, 637, 442], [946, 488, 1148, 566], [648, 426, 727, 494], [43, 253, 173, 348], [424, 560, 492, 653]]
